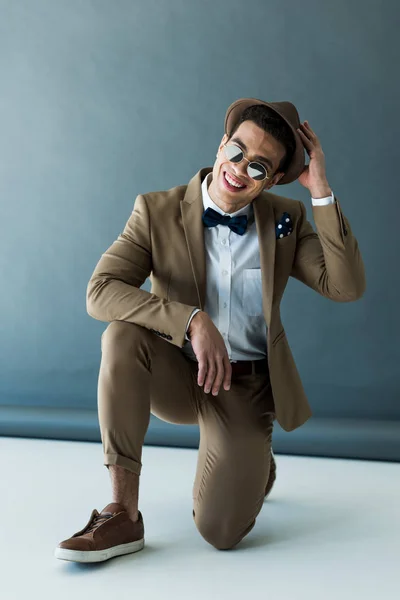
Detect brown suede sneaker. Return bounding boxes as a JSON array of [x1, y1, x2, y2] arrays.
[[55, 502, 144, 563], [264, 450, 277, 500]]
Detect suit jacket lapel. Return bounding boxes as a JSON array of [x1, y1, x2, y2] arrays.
[[253, 191, 276, 328], [180, 167, 210, 310]]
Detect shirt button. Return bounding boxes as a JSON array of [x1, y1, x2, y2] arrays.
[[221, 239, 226, 245], [223, 302, 227, 308], [222, 270, 228, 276]]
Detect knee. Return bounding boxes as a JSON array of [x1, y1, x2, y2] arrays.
[[101, 321, 152, 363], [193, 511, 249, 551], [102, 321, 148, 349]]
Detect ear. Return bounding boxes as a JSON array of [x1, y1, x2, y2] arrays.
[[264, 171, 285, 190], [218, 133, 229, 154]]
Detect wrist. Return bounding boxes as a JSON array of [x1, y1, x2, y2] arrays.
[[309, 183, 332, 199], [188, 310, 204, 336]]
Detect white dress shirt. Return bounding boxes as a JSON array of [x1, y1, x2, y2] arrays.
[[181, 172, 334, 362]]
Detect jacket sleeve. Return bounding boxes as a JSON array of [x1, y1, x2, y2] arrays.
[[86, 194, 199, 347], [290, 197, 366, 302]]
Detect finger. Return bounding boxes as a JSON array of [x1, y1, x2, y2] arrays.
[[204, 363, 217, 394], [222, 355, 232, 391], [197, 357, 207, 387], [211, 357, 225, 396], [304, 120, 314, 133], [299, 123, 313, 140], [300, 127, 321, 152], [297, 128, 313, 148], [302, 122, 317, 140]]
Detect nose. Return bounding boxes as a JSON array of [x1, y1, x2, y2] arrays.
[[231, 161, 249, 182]]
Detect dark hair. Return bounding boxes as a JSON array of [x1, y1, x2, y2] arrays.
[[228, 104, 296, 175]]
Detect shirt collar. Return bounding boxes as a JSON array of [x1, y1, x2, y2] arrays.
[[201, 172, 253, 219]]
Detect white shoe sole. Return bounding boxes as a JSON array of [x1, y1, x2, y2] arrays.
[[55, 538, 144, 563]]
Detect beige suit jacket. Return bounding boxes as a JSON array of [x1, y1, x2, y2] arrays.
[[87, 166, 366, 432]]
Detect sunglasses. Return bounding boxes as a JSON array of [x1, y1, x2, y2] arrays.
[[223, 143, 271, 181]]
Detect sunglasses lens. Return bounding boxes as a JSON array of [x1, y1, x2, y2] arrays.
[[248, 162, 267, 181], [223, 144, 268, 180], [224, 144, 243, 163]]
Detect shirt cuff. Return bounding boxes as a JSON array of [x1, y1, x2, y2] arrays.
[[185, 308, 201, 341], [311, 190, 335, 206]]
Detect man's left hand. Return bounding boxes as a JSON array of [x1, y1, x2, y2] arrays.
[[297, 121, 332, 198]]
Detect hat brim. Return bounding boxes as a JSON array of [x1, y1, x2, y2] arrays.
[[224, 98, 305, 185]]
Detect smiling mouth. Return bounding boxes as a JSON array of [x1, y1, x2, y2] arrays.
[[223, 170, 247, 189]]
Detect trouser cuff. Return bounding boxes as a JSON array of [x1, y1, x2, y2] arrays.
[[104, 453, 142, 476]]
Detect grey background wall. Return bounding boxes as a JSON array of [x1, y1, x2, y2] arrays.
[[0, 0, 398, 460]]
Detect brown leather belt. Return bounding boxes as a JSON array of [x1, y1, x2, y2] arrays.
[[230, 358, 269, 377]]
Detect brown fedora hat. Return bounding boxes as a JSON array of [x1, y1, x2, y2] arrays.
[[224, 97, 305, 185]]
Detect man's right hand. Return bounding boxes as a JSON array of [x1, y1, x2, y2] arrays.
[[188, 311, 232, 396]]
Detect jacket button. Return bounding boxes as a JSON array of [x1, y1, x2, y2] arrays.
[[167, 335, 172, 340], [344, 227, 348, 236], [161, 333, 167, 338]]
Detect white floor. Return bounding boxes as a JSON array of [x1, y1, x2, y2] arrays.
[[1, 437, 399, 600]]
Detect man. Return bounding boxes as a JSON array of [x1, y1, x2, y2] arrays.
[[55, 98, 366, 563]]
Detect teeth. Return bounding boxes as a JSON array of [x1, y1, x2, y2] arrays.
[[225, 172, 244, 188]]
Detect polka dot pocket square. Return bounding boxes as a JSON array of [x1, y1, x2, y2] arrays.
[[275, 212, 293, 239]]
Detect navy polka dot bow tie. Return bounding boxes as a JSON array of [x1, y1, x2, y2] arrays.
[[202, 207, 248, 235]]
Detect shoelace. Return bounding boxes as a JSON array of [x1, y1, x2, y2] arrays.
[[85, 512, 113, 534]]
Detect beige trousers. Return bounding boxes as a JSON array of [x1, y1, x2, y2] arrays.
[[98, 321, 275, 550]]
